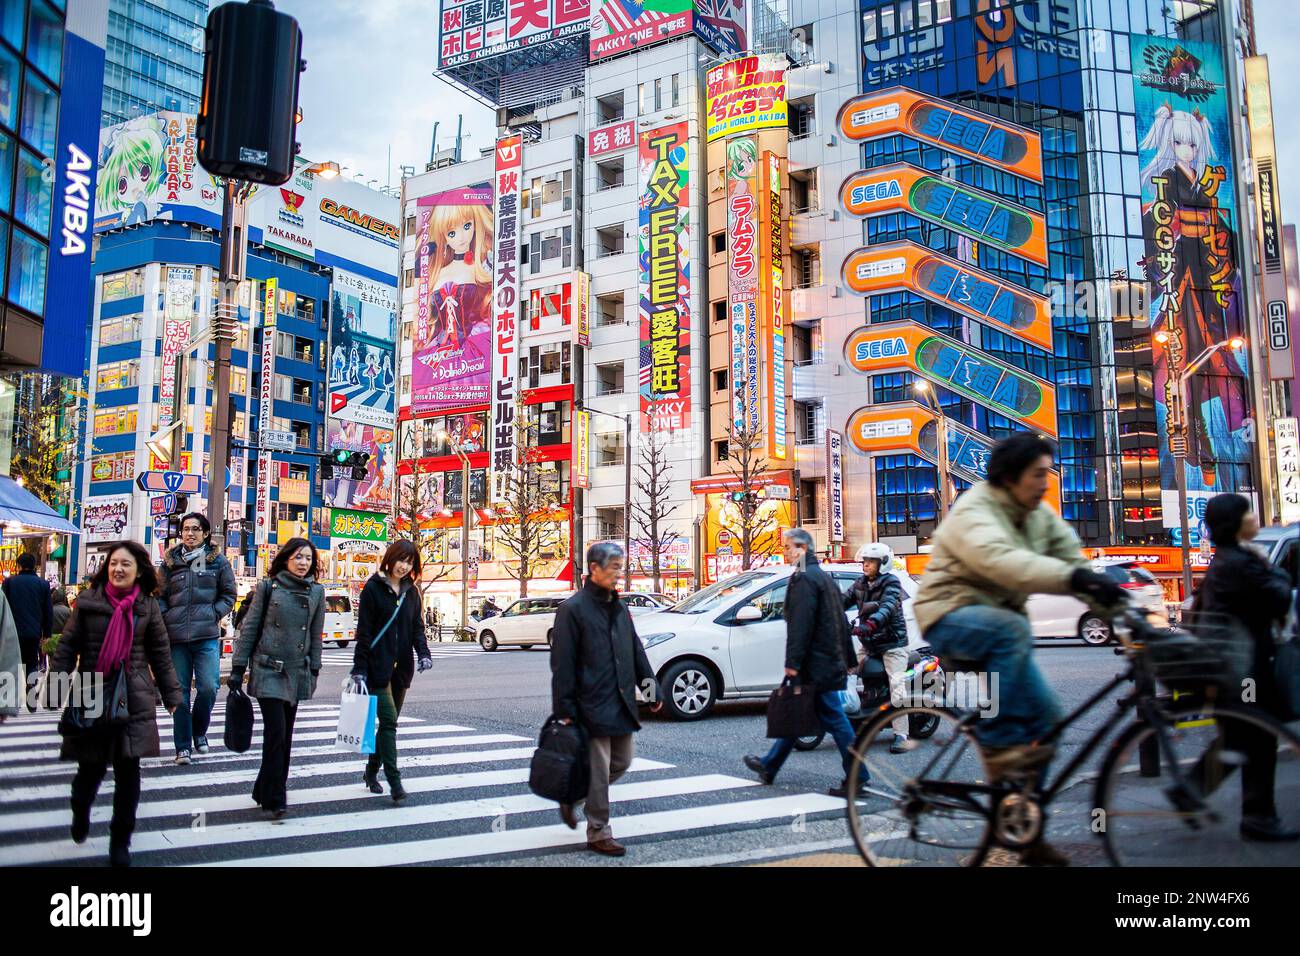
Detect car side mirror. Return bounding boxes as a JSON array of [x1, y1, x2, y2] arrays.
[[734, 604, 763, 623]]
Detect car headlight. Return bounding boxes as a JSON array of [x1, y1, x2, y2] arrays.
[[640, 632, 676, 649]]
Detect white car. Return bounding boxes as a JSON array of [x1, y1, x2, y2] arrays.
[[622, 592, 674, 615], [636, 563, 922, 720], [1026, 560, 1168, 646], [471, 596, 570, 651]]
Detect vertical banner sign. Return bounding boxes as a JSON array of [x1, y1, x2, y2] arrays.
[[572, 409, 591, 490], [1132, 35, 1249, 510], [638, 123, 692, 433], [725, 136, 758, 433], [762, 151, 787, 460], [827, 430, 844, 543], [1244, 56, 1293, 380], [491, 136, 523, 500], [255, 278, 278, 547], [574, 270, 590, 347], [159, 267, 194, 429], [1276, 418, 1300, 524]]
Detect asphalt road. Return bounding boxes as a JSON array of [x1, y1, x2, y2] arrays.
[[0, 637, 1149, 868]]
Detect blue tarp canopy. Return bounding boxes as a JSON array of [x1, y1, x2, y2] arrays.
[[0, 475, 79, 535]]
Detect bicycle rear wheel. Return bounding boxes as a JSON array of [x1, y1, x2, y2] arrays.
[[846, 706, 994, 867], [1097, 703, 1300, 866]]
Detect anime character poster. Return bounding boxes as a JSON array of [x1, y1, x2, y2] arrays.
[[1132, 35, 1251, 517], [323, 420, 395, 514], [412, 185, 494, 414], [329, 270, 398, 429], [94, 112, 224, 232]]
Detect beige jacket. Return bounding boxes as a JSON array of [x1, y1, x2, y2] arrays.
[[913, 481, 1087, 633], [0, 591, 19, 717]]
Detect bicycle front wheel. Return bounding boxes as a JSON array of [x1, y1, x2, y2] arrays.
[[846, 706, 994, 867], [1097, 703, 1300, 867]]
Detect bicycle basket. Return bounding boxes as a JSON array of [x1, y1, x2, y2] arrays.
[[1142, 613, 1253, 694]]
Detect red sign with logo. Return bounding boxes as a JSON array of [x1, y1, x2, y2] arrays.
[[588, 120, 636, 158]]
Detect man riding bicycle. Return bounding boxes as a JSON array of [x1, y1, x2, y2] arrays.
[[844, 542, 911, 754], [913, 433, 1125, 779]]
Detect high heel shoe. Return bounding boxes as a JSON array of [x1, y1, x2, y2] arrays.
[[363, 767, 383, 794]]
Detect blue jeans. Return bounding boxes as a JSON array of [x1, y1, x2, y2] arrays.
[[763, 689, 868, 784], [170, 639, 220, 751], [924, 605, 1062, 748]]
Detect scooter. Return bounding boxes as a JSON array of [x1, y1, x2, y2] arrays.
[[793, 645, 945, 751]]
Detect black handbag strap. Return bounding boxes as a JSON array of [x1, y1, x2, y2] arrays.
[[245, 582, 274, 663]]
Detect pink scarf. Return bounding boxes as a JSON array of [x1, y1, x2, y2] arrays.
[[97, 583, 139, 674]]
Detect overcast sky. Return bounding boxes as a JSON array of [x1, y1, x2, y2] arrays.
[[280, 0, 1297, 221]]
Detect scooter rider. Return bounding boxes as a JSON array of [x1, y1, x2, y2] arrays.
[[844, 543, 911, 754]]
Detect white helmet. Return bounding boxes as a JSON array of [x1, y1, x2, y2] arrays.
[[856, 542, 893, 566]]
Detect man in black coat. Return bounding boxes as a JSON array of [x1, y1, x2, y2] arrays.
[[551, 542, 661, 856], [744, 528, 868, 798], [3, 552, 51, 711]]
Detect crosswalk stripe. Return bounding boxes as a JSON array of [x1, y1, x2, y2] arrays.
[[0, 729, 521, 769], [4, 774, 757, 866], [200, 794, 848, 868], [0, 716, 423, 748], [0, 702, 345, 734], [0, 746, 546, 802], [0, 758, 672, 834]]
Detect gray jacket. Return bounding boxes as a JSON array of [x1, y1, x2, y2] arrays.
[[0, 592, 21, 717], [234, 571, 325, 703], [158, 544, 237, 644]]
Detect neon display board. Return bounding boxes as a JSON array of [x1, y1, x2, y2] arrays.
[[844, 322, 1057, 436], [841, 242, 1052, 351], [837, 87, 1043, 183], [840, 163, 1047, 266], [844, 401, 1061, 512]]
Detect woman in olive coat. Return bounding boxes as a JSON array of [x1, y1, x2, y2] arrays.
[[228, 538, 324, 817]]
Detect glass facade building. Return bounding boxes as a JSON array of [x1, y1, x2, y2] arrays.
[[100, 0, 205, 127], [852, 0, 1256, 548]]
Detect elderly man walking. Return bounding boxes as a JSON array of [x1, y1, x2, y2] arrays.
[[744, 528, 868, 798], [550, 542, 661, 857]]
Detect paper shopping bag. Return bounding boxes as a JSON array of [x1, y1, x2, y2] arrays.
[[335, 680, 378, 754]]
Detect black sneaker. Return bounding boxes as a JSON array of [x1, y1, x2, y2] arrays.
[[108, 843, 131, 867], [829, 778, 870, 799], [1241, 815, 1300, 842], [70, 808, 90, 845], [194, 736, 210, 754], [390, 781, 408, 803], [175, 749, 192, 766], [743, 754, 774, 785]]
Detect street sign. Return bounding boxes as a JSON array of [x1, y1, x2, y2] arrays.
[[136, 471, 203, 494], [261, 430, 297, 452], [149, 493, 178, 517]]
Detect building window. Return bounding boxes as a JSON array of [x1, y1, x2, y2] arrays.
[[597, 292, 623, 326], [405, 215, 416, 235], [596, 428, 625, 467], [795, 400, 821, 445], [712, 300, 726, 324], [789, 96, 815, 140], [713, 369, 726, 392], [792, 247, 819, 289], [790, 170, 817, 214], [597, 158, 624, 190], [800, 479, 821, 526], [404, 267, 415, 288], [715, 439, 729, 463], [596, 225, 623, 257], [711, 232, 726, 255], [596, 362, 624, 396], [96, 360, 140, 391], [99, 314, 143, 346], [7, 227, 45, 313], [596, 506, 624, 540], [291, 421, 311, 449], [101, 268, 145, 302], [596, 91, 624, 124]]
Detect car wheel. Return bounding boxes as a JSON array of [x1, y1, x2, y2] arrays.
[[660, 660, 718, 721], [793, 732, 825, 751], [909, 711, 940, 739], [1078, 614, 1113, 646], [335, 640, 351, 649], [479, 632, 498, 652]]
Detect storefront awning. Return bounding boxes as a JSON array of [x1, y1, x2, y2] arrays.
[[0, 476, 79, 536]]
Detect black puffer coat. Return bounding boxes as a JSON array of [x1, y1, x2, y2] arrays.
[[1196, 542, 1291, 713], [551, 581, 658, 737], [49, 588, 183, 762], [784, 554, 856, 692], [844, 572, 907, 653], [157, 544, 237, 644], [351, 574, 431, 690]]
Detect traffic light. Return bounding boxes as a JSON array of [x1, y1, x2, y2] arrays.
[[320, 450, 370, 481], [197, 0, 304, 185]]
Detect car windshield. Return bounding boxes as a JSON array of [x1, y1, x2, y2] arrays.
[[326, 597, 351, 614], [667, 571, 776, 614]]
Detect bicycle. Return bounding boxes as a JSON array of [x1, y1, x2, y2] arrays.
[[844, 603, 1300, 866]]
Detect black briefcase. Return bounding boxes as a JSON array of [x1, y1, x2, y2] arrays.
[[223, 686, 255, 753], [528, 715, 590, 804], [766, 677, 822, 739]]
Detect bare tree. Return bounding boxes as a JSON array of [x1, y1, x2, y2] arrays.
[[492, 394, 563, 598], [393, 470, 456, 604], [631, 399, 681, 592], [4, 373, 72, 565], [720, 386, 782, 570]]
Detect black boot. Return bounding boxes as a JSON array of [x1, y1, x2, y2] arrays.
[[108, 841, 131, 867], [70, 803, 90, 845], [363, 766, 383, 794], [390, 780, 408, 803]]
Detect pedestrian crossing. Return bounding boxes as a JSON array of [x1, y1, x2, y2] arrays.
[[0, 700, 847, 867], [317, 644, 512, 667]]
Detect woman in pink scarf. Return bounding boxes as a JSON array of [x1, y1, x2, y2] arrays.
[[50, 541, 181, 867]]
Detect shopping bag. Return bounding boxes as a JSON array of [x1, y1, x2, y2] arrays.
[[335, 679, 377, 754], [840, 677, 861, 716], [766, 677, 822, 738], [223, 686, 255, 753]]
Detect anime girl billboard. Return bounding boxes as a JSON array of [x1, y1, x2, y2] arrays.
[[1133, 36, 1251, 520], [94, 113, 224, 231], [411, 185, 494, 414]]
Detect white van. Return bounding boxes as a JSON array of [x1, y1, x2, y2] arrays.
[[324, 588, 356, 648]]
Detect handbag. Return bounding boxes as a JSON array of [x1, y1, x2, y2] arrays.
[[58, 665, 129, 738], [766, 676, 823, 739], [528, 715, 590, 804], [1276, 635, 1300, 721], [223, 685, 255, 752]]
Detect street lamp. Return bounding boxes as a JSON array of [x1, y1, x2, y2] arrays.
[[302, 160, 340, 179], [576, 401, 633, 593], [437, 430, 474, 636], [914, 380, 952, 519], [1153, 333, 1246, 598]]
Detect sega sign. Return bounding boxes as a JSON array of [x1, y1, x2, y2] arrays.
[[852, 336, 910, 363], [847, 179, 902, 205]]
